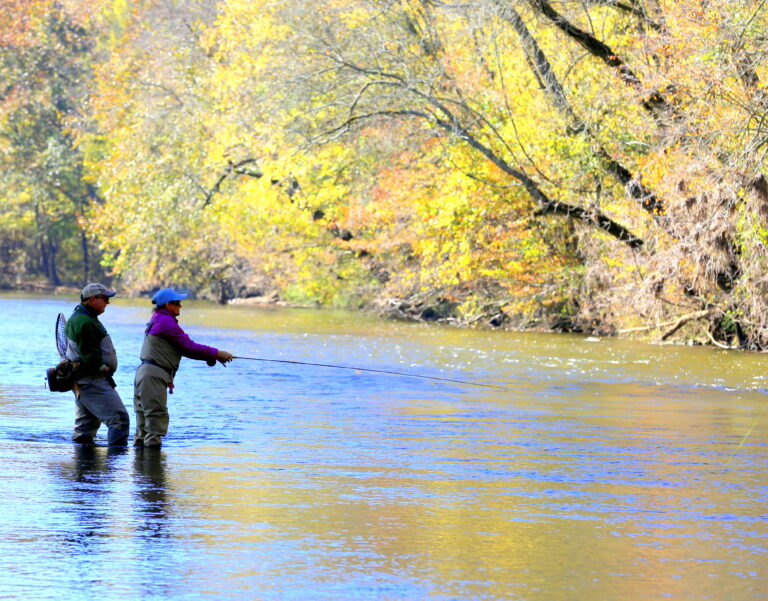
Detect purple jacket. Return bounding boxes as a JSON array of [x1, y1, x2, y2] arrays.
[[146, 308, 219, 362]]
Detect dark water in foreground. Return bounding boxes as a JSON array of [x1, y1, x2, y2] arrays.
[[0, 293, 766, 600]]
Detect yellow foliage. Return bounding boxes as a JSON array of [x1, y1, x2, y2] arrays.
[[53, 0, 766, 335]]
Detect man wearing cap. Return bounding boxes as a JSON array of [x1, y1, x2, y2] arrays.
[[65, 283, 130, 446], [133, 288, 234, 448]]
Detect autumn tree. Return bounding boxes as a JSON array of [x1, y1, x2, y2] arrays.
[[195, 0, 768, 344], [67, 0, 768, 346], [83, 0, 217, 298], [194, 0, 644, 321], [0, 0, 103, 286]]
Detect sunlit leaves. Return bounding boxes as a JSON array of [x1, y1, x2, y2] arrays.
[[6, 0, 766, 342], [0, 0, 104, 285]]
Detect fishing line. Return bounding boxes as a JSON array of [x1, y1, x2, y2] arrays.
[[726, 401, 768, 466], [233, 356, 516, 392]]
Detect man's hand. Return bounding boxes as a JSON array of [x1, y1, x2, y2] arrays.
[[98, 364, 113, 376]]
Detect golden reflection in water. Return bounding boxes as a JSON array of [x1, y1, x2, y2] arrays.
[[173, 378, 766, 601]]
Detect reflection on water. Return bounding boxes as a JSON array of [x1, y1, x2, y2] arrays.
[[0, 294, 766, 600], [133, 449, 170, 537]]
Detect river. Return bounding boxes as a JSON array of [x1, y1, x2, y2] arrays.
[[0, 293, 766, 600]]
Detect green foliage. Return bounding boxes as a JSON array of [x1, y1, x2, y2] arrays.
[[0, 0, 103, 286]]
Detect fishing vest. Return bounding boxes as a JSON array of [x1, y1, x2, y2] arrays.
[[65, 305, 118, 376], [139, 333, 181, 381]]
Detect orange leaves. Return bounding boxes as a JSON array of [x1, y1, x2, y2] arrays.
[[0, 0, 99, 48], [0, 0, 40, 47]]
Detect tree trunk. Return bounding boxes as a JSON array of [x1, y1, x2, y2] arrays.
[[81, 231, 90, 282], [47, 236, 61, 286]]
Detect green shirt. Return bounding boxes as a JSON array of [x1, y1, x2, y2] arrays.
[[64, 303, 118, 375]]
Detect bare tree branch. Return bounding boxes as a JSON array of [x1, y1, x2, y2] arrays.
[[527, 0, 671, 113], [203, 158, 263, 207], [319, 106, 644, 248], [493, 1, 665, 216]]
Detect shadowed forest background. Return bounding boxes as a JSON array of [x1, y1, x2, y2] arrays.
[[3, 0, 768, 347]]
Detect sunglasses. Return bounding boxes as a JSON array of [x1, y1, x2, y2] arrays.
[[93, 295, 110, 302], [168, 300, 182, 306]]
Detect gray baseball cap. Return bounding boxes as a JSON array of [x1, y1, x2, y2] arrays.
[[81, 283, 117, 300]]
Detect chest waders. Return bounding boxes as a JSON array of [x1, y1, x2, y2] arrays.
[[66, 309, 129, 446], [133, 333, 182, 448]]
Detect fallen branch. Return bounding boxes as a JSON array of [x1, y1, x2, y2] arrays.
[[617, 309, 712, 338], [660, 309, 713, 340], [705, 328, 734, 350]]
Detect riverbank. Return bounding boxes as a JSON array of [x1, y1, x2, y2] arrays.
[[1, 282, 80, 296], [3, 282, 746, 350]]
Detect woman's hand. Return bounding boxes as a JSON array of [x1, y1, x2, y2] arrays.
[[217, 350, 234, 365]]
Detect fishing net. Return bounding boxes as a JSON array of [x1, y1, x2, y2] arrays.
[[55, 313, 67, 359]]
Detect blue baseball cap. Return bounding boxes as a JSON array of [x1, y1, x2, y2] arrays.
[[152, 288, 188, 306]]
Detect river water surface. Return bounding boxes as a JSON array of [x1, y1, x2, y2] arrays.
[[0, 293, 766, 600]]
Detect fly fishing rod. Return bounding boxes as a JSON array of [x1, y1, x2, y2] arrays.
[[233, 356, 516, 392]]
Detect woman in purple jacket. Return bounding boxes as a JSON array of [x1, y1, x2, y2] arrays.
[[133, 288, 234, 448]]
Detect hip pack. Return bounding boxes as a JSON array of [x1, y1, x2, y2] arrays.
[[46, 360, 80, 392]]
